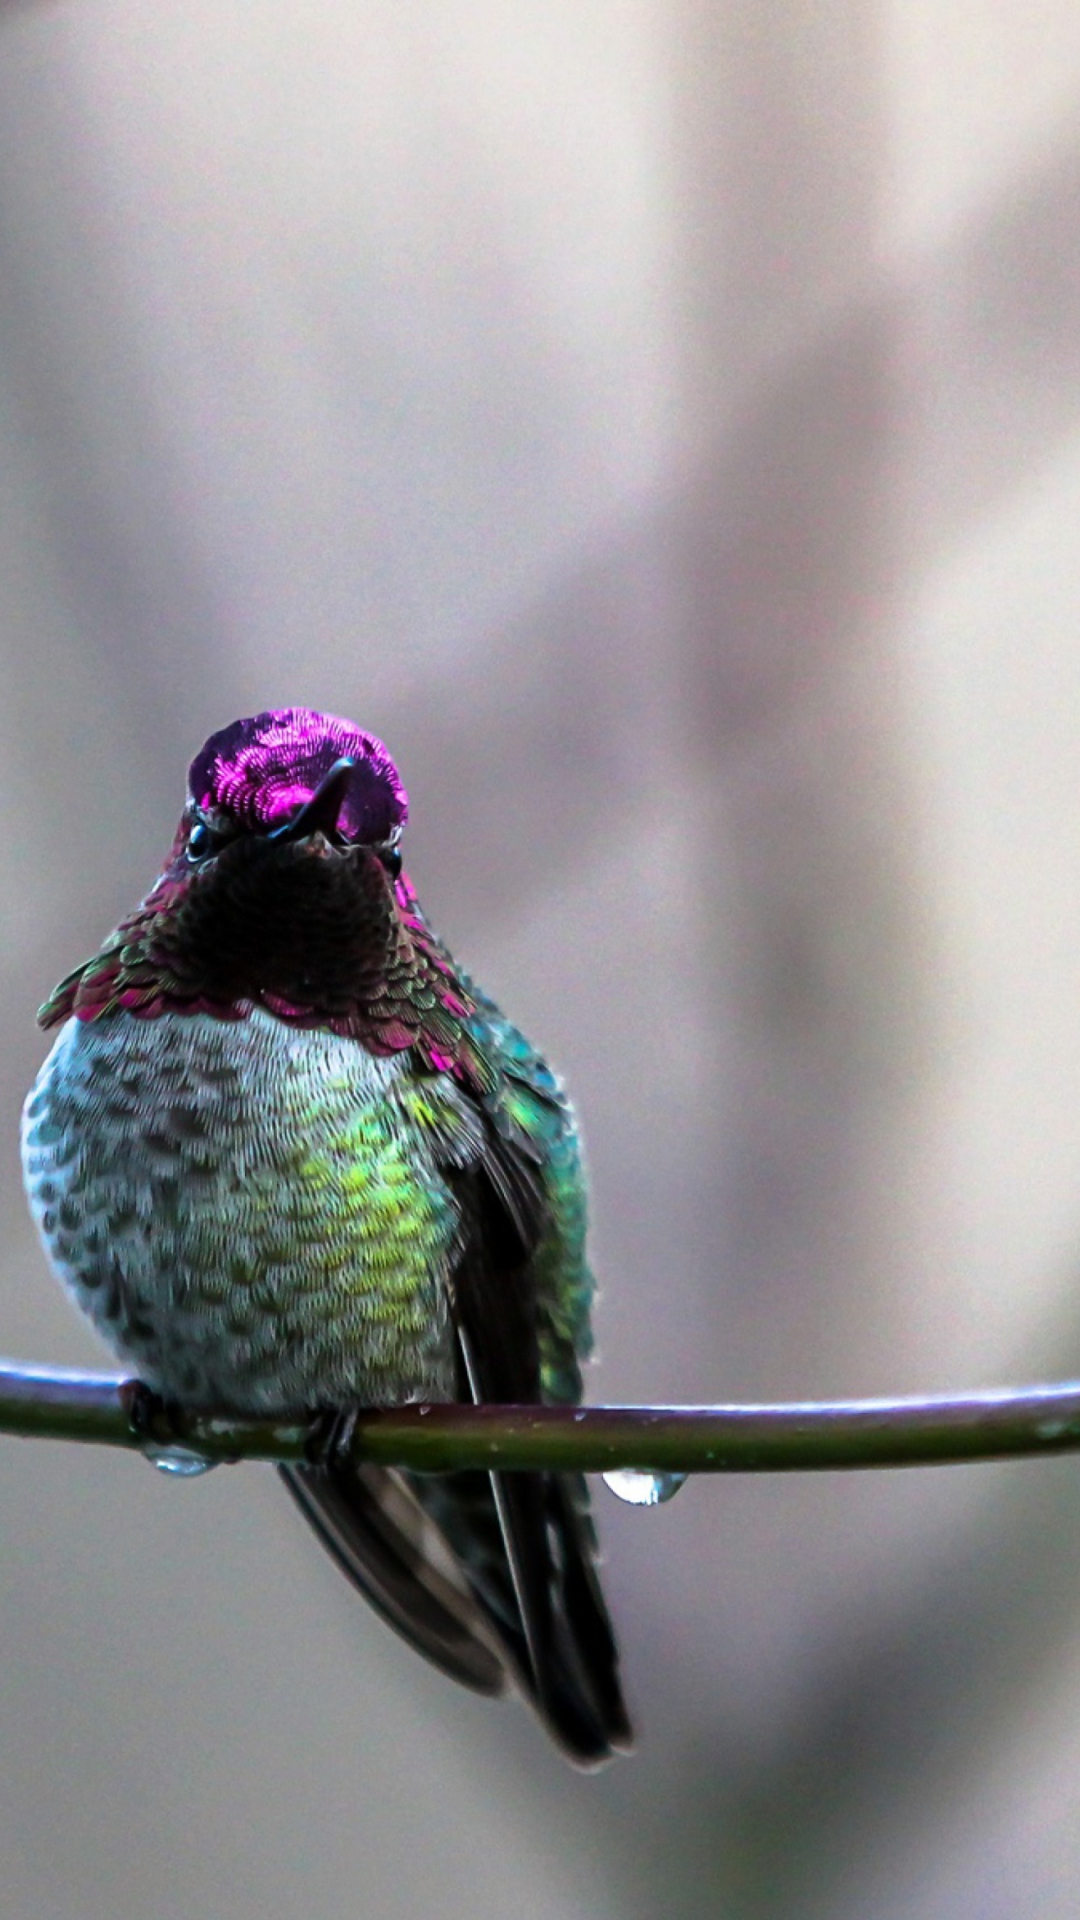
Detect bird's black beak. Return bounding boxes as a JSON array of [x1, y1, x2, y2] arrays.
[[268, 757, 357, 845]]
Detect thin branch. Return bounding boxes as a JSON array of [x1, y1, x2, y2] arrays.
[[2, 1359, 1080, 1474]]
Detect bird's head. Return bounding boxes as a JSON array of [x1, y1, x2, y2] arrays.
[[39, 709, 484, 1082]]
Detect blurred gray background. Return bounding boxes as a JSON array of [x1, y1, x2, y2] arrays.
[[3, 2, 1080, 1914]]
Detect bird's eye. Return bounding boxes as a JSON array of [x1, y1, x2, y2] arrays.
[[380, 844, 403, 882], [186, 820, 216, 863]]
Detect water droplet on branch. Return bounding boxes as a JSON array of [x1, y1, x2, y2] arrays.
[[147, 1446, 216, 1478], [602, 1467, 687, 1507]]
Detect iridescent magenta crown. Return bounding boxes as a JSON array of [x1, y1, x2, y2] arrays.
[[188, 708, 408, 844]]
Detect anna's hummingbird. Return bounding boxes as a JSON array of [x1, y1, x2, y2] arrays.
[[21, 708, 630, 1763]]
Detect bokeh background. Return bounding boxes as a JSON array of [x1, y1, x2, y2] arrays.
[[3, 3, 1080, 1914]]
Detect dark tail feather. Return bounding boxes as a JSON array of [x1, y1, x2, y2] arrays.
[[472, 1461, 631, 1762], [279, 1460, 507, 1696], [281, 1457, 632, 1764], [450, 1319, 632, 1762], [548, 1474, 634, 1752]]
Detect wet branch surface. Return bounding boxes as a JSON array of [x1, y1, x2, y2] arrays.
[[3, 1359, 1080, 1474]]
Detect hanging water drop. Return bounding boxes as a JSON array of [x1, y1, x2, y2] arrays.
[[603, 1467, 688, 1507], [146, 1446, 216, 1478]]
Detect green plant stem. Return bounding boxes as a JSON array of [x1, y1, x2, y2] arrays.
[[2, 1358, 1080, 1474]]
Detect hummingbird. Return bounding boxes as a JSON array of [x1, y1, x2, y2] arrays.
[[20, 708, 631, 1763]]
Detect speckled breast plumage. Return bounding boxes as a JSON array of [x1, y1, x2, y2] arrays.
[[21, 1007, 461, 1412]]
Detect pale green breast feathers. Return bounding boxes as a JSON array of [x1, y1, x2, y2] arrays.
[[24, 1010, 463, 1409], [24, 999, 594, 1415]]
